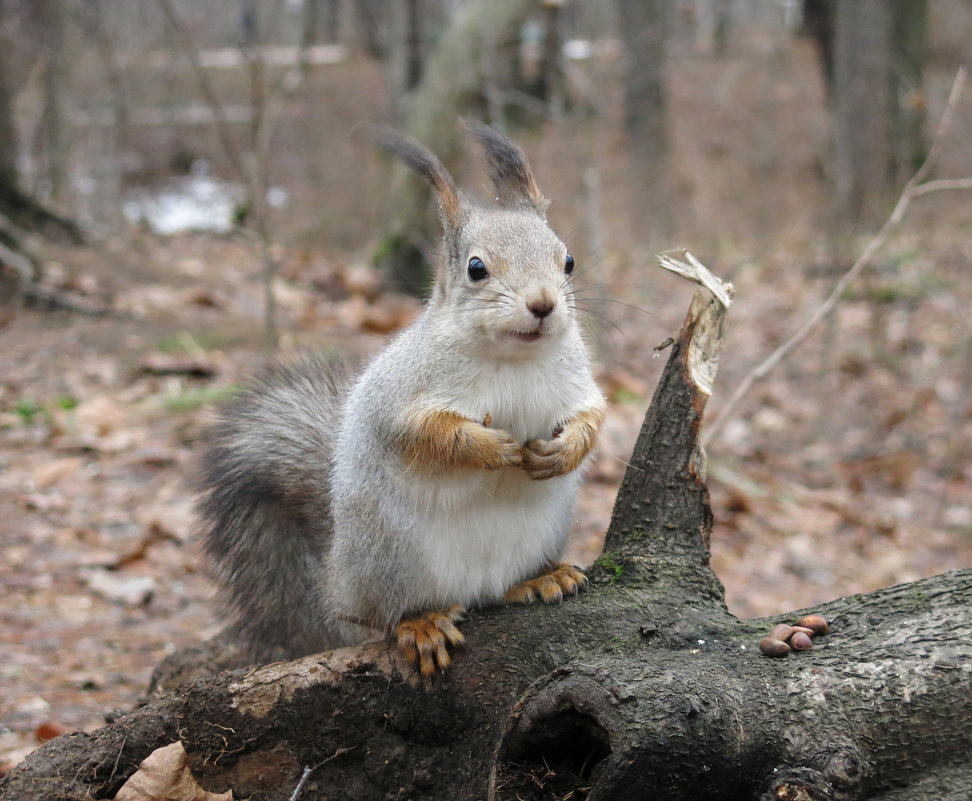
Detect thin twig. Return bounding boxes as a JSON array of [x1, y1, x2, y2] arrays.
[[152, 0, 313, 348], [702, 66, 970, 448], [106, 737, 128, 786], [152, 0, 247, 182], [289, 747, 352, 801], [289, 767, 313, 801], [909, 177, 972, 197]]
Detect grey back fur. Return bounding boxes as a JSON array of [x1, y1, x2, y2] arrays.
[[197, 356, 352, 661]]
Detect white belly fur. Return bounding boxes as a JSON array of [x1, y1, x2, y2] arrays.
[[392, 355, 588, 608], [396, 466, 579, 609]]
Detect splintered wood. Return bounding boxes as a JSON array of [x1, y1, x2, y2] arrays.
[[657, 250, 732, 398]]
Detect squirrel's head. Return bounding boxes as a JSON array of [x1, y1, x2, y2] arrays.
[[381, 122, 577, 362]]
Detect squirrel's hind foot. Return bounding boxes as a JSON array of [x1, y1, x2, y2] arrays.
[[504, 563, 588, 605], [396, 604, 466, 677]]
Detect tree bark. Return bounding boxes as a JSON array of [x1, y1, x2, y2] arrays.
[[2, 288, 970, 801], [887, 0, 927, 183], [615, 0, 671, 244], [37, 0, 71, 204], [351, 0, 392, 60], [803, 0, 835, 100], [392, 0, 425, 106], [0, 0, 82, 245], [0, 0, 20, 195], [833, 0, 891, 230]]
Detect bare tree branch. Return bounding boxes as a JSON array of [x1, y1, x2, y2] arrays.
[[702, 65, 970, 448], [909, 176, 972, 197], [151, 0, 316, 348], [152, 0, 248, 183]]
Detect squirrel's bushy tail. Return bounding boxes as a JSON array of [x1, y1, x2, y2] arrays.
[[197, 356, 350, 662]]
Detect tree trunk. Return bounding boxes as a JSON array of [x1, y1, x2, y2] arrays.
[[887, 0, 927, 184], [38, 0, 71, 204], [387, 0, 427, 118], [694, 0, 732, 57], [323, 0, 341, 44], [0, 2, 81, 246], [808, 0, 927, 190], [2, 280, 970, 801], [351, 0, 392, 60], [523, 0, 564, 111], [0, 0, 19, 194], [833, 0, 891, 230], [615, 0, 671, 245], [301, 0, 319, 49], [803, 0, 835, 100]]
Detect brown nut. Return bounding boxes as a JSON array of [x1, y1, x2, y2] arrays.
[[797, 614, 829, 636], [790, 631, 813, 651], [791, 626, 815, 637], [759, 637, 791, 657], [770, 624, 794, 642]]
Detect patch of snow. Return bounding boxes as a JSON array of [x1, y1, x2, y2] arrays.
[[124, 175, 244, 235]]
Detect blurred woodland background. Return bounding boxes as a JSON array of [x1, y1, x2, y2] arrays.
[[1, 0, 971, 775]]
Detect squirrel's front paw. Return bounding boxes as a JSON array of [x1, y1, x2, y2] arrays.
[[521, 432, 588, 480], [403, 409, 522, 471], [483, 426, 524, 469], [521, 409, 602, 480], [520, 435, 569, 480], [396, 604, 466, 677]]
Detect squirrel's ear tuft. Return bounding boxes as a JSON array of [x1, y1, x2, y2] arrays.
[[464, 119, 548, 217], [377, 130, 464, 229]]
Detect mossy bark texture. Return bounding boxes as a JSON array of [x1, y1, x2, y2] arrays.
[[2, 291, 970, 801]]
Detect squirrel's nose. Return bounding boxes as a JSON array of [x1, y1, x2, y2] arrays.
[[528, 299, 555, 319]]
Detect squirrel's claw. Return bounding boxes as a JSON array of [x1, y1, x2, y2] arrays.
[[396, 605, 466, 677], [505, 563, 588, 605]]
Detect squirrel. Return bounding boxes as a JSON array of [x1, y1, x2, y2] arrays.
[[197, 122, 606, 677]]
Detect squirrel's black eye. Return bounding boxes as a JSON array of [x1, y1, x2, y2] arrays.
[[565, 254, 575, 275], [468, 257, 488, 281]]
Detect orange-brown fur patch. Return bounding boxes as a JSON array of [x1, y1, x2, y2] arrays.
[[401, 408, 523, 472]]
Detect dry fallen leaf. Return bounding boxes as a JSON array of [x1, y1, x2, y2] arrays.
[[32, 457, 84, 489], [343, 263, 381, 299], [83, 568, 156, 606], [75, 396, 127, 438], [361, 296, 421, 334], [101, 741, 232, 801], [35, 720, 69, 742]]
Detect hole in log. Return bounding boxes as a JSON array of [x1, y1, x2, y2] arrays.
[[493, 706, 612, 801]]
